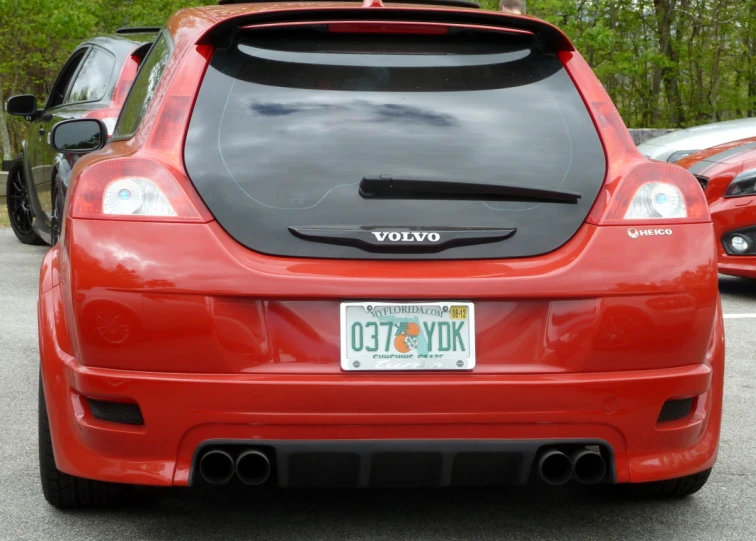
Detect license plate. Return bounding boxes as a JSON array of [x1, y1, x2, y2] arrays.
[[340, 302, 475, 371]]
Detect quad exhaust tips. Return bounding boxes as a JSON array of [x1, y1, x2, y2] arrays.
[[536, 447, 607, 486], [198, 448, 272, 486], [197, 445, 606, 487], [235, 449, 272, 486], [199, 449, 235, 485]]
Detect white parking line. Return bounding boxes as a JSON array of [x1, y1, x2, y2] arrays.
[[723, 313, 756, 319]]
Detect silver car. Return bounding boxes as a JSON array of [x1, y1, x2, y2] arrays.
[[637, 117, 756, 162]]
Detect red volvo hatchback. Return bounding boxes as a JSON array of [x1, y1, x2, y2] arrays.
[[677, 137, 756, 279], [38, 0, 724, 508]]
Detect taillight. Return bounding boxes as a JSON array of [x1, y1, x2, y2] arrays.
[[103, 178, 175, 217], [625, 183, 685, 219], [590, 162, 709, 224], [69, 44, 215, 223], [70, 158, 207, 222], [559, 51, 709, 225], [146, 44, 213, 166]]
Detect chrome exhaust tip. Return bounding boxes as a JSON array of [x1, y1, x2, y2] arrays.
[[199, 449, 235, 485], [235, 449, 271, 486], [536, 448, 573, 486], [571, 448, 607, 485]]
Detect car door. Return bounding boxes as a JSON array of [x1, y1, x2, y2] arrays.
[[26, 46, 90, 227], [39, 46, 116, 221]]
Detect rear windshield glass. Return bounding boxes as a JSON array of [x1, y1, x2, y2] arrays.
[[185, 28, 606, 260]]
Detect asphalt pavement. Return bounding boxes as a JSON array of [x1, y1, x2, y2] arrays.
[[0, 227, 754, 541]]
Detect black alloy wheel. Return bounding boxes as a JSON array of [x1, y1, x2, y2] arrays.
[[6, 158, 45, 245]]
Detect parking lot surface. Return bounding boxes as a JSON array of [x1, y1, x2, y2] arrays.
[[1, 227, 754, 541]]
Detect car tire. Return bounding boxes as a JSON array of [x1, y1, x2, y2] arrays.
[[6, 156, 45, 245], [624, 468, 712, 499], [38, 375, 132, 509], [50, 176, 65, 245]]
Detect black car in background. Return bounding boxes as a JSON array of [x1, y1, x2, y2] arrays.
[[5, 28, 158, 245]]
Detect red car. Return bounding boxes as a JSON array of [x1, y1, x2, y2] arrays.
[[677, 138, 756, 279], [38, 0, 723, 509]]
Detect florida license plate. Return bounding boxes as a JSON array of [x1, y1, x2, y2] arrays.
[[340, 302, 475, 371]]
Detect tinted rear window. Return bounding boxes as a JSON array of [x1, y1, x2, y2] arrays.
[[184, 28, 606, 260]]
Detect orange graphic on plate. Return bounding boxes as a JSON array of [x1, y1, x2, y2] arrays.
[[394, 322, 421, 353]]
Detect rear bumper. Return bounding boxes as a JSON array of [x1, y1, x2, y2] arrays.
[[40, 285, 725, 487]]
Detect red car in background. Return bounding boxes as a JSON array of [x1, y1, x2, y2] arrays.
[[36, 0, 723, 509], [678, 138, 756, 278]]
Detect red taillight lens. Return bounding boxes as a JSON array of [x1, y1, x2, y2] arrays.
[[147, 95, 193, 152], [145, 45, 213, 164], [559, 51, 709, 225], [327, 23, 450, 34], [70, 158, 208, 223], [590, 162, 709, 224]]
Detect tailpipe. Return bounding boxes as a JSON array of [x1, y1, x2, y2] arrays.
[[536, 448, 573, 486], [571, 448, 607, 485], [199, 449, 235, 485], [235, 449, 271, 486]]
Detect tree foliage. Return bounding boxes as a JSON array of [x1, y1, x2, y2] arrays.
[[520, 0, 756, 129], [2, 0, 756, 159]]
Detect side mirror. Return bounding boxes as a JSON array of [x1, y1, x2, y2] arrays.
[[50, 119, 108, 154], [6, 94, 38, 117]]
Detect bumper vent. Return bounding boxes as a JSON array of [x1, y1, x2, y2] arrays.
[[657, 398, 693, 423], [87, 398, 144, 426]]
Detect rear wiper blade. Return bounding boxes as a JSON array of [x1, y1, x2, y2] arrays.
[[360, 175, 581, 204]]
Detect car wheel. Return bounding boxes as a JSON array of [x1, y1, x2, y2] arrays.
[[38, 374, 132, 509], [50, 176, 65, 245], [6, 157, 45, 245], [624, 468, 712, 499]]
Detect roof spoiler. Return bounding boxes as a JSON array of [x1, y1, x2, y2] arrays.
[[116, 26, 162, 34], [219, 0, 481, 7], [201, 8, 573, 53]]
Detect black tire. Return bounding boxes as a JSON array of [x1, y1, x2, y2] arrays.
[[50, 176, 65, 245], [6, 156, 45, 245], [624, 468, 712, 499], [39, 375, 132, 509]]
